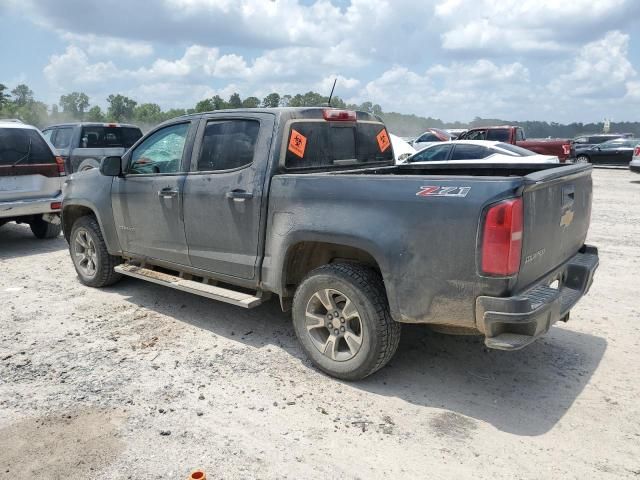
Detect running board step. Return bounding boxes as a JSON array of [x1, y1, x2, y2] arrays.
[[485, 333, 536, 351], [114, 264, 264, 308]]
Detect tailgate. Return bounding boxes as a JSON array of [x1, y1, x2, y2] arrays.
[[515, 164, 593, 289]]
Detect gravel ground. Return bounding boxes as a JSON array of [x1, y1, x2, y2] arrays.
[[1, 168, 639, 479]]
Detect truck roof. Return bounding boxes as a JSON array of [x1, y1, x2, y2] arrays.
[[43, 122, 141, 129], [174, 107, 382, 123]]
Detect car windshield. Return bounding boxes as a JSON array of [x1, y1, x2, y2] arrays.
[[0, 128, 55, 165], [495, 143, 536, 157]]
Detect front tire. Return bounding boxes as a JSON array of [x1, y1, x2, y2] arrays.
[[29, 216, 62, 239], [576, 154, 590, 164], [292, 263, 401, 380], [70, 216, 122, 287]]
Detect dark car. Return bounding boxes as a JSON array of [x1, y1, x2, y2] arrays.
[[574, 137, 640, 165], [62, 107, 598, 380], [42, 122, 143, 173], [573, 133, 632, 152]]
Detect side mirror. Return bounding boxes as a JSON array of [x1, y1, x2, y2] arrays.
[[100, 156, 122, 176]]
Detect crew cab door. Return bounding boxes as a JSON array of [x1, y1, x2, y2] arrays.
[[111, 120, 197, 265], [182, 113, 274, 281]]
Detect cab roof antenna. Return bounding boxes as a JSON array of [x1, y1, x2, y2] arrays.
[[327, 78, 337, 107]]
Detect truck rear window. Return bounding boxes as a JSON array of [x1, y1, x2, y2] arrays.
[[284, 121, 393, 170], [0, 128, 55, 166], [80, 126, 143, 149]]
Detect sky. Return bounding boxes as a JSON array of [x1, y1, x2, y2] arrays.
[[1, 0, 640, 123]]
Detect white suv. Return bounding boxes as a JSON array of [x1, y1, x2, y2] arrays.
[[0, 120, 66, 238]]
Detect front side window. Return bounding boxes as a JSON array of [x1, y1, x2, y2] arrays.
[[53, 128, 73, 148], [450, 144, 491, 160], [128, 123, 190, 174], [41, 129, 53, 142], [515, 129, 525, 141], [197, 119, 259, 171], [574, 137, 588, 144], [409, 144, 452, 162], [463, 130, 487, 141]]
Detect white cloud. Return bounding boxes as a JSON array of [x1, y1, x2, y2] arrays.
[[43, 46, 120, 87], [60, 33, 153, 58]]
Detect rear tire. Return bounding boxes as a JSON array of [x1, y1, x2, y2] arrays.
[[78, 158, 100, 171], [292, 263, 401, 380], [69, 216, 122, 287], [576, 154, 590, 164], [29, 216, 62, 239]]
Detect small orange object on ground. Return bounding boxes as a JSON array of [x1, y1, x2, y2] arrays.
[[189, 469, 206, 480]]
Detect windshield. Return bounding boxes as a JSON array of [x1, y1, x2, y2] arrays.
[[0, 128, 55, 166], [284, 121, 394, 170], [495, 143, 536, 157]]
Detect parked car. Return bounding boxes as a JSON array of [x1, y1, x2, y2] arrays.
[[574, 133, 632, 153], [42, 122, 143, 173], [400, 140, 559, 165], [411, 128, 452, 150], [458, 126, 573, 162], [62, 107, 598, 380], [389, 133, 415, 162], [0, 120, 65, 238], [630, 146, 640, 173], [574, 138, 640, 165]]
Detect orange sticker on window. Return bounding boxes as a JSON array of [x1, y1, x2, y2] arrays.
[[288, 129, 307, 158], [377, 129, 391, 153]]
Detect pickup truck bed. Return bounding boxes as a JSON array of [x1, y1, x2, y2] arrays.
[[62, 108, 598, 380]]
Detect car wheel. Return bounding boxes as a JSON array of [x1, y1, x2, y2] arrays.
[[70, 216, 122, 287], [292, 263, 401, 380], [576, 154, 590, 164], [29, 215, 62, 239], [78, 158, 100, 171]]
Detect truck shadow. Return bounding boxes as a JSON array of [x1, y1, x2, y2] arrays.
[[112, 278, 606, 437], [0, 223, 67, 259]]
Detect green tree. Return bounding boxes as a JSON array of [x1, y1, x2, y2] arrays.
[[195, 98, 215, 112], [106, 94, 137, 121], [13, 101, 49, 127], [160, 108, 188, 122], [242, 96, 260, 108], [11, 84, 34, 107], [262, 92, 280, 108], [59, 92, 90, 119], [134, 103, 162, 124], [280, 94, 291, 107], [0, 84, 10, 110], [85, 105, 105, 122], [228, 92, 242, 109]]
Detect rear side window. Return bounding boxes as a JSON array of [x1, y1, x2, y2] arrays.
[[486, 129, 510, 142], [409, 144, 452, 162], [53, 127, 73, 148], [80, 126, 143, 148], [0, 128, 55, 165], [284, 121, 393, 170], [463, 130, 487, 141], [495, 143, 535, 156], [451, 144, 491, 160], [197, 119, 259, 171], [417, 133, 439, 143]]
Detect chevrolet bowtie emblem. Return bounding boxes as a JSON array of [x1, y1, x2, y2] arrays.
[[560, 209, 574, 228]]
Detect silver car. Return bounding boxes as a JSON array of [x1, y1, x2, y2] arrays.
[[0, 120, 65, 238], [630, 145, 640, 173]]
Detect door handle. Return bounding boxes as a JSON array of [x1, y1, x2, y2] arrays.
[[158, 187, 179, 199], [226, 189, 253, 201]]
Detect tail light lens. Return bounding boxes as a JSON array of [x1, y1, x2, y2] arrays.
[[55, 155, 66, 176], [562, 144, 571, 155], [323, 109, 356, 122], [634, 146, 640, 157], [50, 202, 62, 210], [481, 198, 523, 276]]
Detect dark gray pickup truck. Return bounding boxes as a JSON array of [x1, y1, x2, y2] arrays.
[[42, 122, 142, 173], [61, 108, 599, 380]]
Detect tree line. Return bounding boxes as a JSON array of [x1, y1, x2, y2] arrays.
[[1, 82, 636, 138]]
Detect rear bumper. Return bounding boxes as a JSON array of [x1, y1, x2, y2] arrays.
[[630, 161, 640, 173], [475, 245, 599, 350], [0, 192, 63, 219]]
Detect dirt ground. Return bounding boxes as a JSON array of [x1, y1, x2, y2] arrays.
[[1, 168, 639, 479]]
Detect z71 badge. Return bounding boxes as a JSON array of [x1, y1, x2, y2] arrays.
[[416, 186, 471, 198]]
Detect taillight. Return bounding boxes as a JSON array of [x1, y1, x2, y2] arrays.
[[562, 144, 571, 155], [55, 155, 66, 176], [481, 198, 523, 276], [50, 202, 62, 210], [323, 109, 356, 122], [634, 146, 640, 157]]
